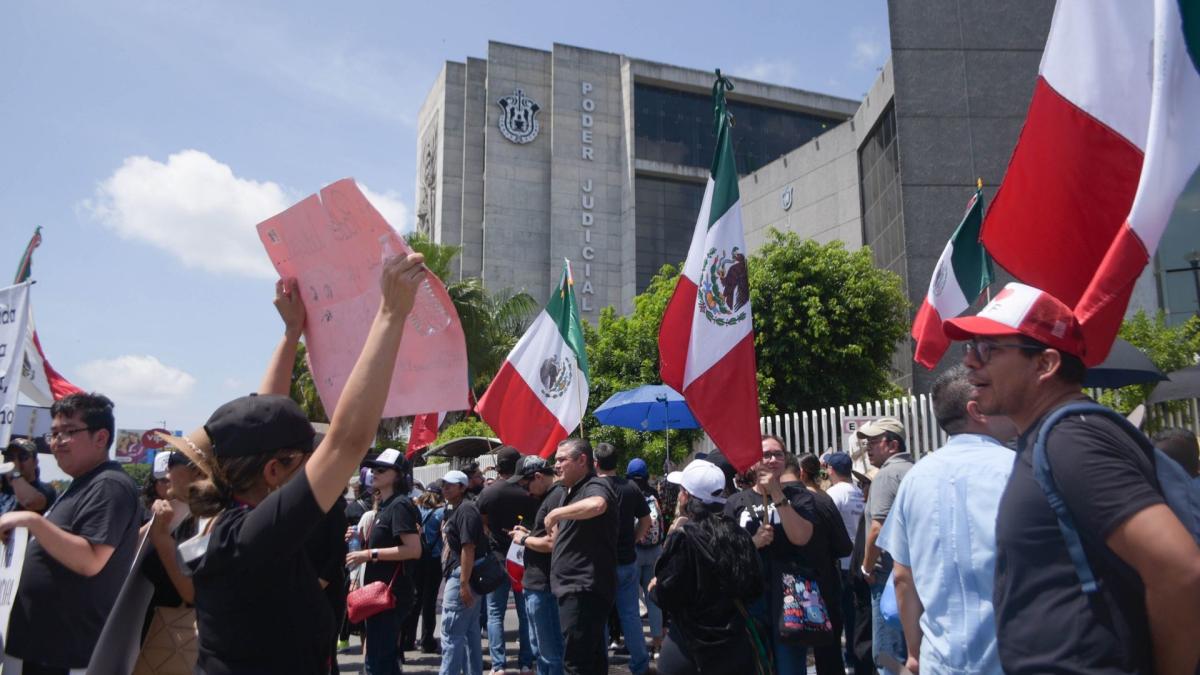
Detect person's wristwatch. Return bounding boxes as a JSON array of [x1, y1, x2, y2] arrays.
[[370, 549, 380, 561], [860, 564, 873, 577]]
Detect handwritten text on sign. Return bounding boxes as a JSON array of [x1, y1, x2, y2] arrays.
[[0, 282, 31, 449], [256, 179, 469, 418]]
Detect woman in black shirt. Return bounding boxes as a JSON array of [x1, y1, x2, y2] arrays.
[[165, 254, 427, 674], [347, 448, 422, 675]]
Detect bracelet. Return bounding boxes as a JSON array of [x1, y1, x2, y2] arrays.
[[371, 549, 379, 561], [518, 534, 529, 546], [860, 564, 872, 576]]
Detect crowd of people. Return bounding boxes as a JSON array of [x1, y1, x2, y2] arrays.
[[0, 256, 1198, 675]]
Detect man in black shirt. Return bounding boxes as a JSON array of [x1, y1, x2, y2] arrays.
[[475, 446, 536, 673], [545, 439, 617, 675], [944, 282, 1200, 674], [593, 442, 651, 674], [510, 455, 565, 675], [0, 393, 140, 672], [440, 469, 487, 674], [1, 438, 56, 515]]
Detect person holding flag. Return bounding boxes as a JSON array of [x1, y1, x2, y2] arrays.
[[658, 71, 761, 474], [477, 260, 588, 458], [510, 455, 565, 675]]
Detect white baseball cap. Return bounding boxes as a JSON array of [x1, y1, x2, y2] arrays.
[[442, 470, 470, 486], [152, 451, 171, 479], [667, 459, 726, 505]]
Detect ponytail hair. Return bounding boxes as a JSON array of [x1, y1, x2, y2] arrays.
[[187, 448, 305, 517]]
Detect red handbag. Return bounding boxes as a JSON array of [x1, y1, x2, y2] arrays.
[[346, 565, 401, 623]]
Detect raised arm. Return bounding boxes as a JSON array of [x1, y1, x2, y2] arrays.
[[304, 253, 425, 511], [259, 277, 306, 396]]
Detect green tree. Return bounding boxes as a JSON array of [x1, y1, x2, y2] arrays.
[[1098, 310, 1200, 419], [122, 462, 152, 487], [290, 342, 329, 423], [749, 229, 909, 413]]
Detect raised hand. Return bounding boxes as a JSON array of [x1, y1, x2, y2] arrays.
[[379, 253, 425, 319], [274, 277, 306, 338]]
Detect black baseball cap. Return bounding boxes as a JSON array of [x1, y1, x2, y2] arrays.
[[5, 438, 37, 457], [495, 446, 521, 474], [508, 455, 555, 484], [362, 448, 410, 471], [204, 394, 315, 458]]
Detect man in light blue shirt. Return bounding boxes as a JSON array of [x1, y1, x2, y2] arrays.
[[878, 365, 1017, 675]]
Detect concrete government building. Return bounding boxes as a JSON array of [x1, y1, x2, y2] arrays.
[[417, 1, 1199, 393]]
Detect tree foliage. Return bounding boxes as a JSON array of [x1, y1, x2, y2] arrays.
[[1098, 310, 1200, 417], [749, 229, 909, 413], [122, 462, 152, 487]]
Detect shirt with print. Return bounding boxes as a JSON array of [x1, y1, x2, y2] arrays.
[[826, 481, 864, 570], [723, 484, 820, 577], [606, 475, 651, 565], [191, 471, 332, 674], [476, 480, 538, 555], [994, 404, 1162, 674], [363, 492, 420, 603], [442, 499, 487, 579], [5, 460, 139, 669], [878, 433, 1014, 675], [550, 473, 618, 599], [522, 484, 565, 593]]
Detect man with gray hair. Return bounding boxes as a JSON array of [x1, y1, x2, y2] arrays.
[[877, 365, 1017, 674]]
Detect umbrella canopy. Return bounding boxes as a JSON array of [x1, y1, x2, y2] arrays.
[[593, 384, 700, 431], [1148, 365, 1200, 405], [1083, 338, 1166, 389], [423, 436, 501, 460]]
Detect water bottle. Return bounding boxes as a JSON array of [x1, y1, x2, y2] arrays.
[[380, 235, 451, 336], [348, 527, 362, 553]]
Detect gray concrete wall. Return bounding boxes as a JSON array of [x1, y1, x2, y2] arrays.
[[437, 63, 466, 250], [459, 57, 488, 279]]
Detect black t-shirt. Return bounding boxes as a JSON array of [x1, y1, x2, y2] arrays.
[[142, 511, 201, 611], [363, 493, 420, 604], [192, 472, 332, 674], [522, 485, 564, 593], [994, 403, 1163, 674], [6, 460, 140, 668], [442, 500, 486, 579], [550, 473, 618, 599], [476, 480, 537, 555], [305, 497, 349, 620], [793, 486, 851, 623], [724, 485, 819, 578], [606, 475, 651, 565], [345, 496, 371, 527]]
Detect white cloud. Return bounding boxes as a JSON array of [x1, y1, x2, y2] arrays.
[[82, 150, 412, 277], [78, 355, 197, 406], [733, 60, 800, 87], [851, 27, 885, 69]]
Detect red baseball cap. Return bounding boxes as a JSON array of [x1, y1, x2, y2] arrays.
[[943, 282, 1086, 360]]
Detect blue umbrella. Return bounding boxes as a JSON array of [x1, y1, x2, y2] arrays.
[[593, 384, 700, 431]]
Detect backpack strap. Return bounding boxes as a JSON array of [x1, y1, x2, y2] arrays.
[[1032, 401, 1153, 595]]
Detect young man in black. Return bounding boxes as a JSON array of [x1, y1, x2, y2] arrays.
[[475, 446, 536, 674], [545, 439, 617, 675], [0, 393, 141, 673], [1, 437, 56, 514], [510, 455, 565, 675], [945, 282, 1200, 674]]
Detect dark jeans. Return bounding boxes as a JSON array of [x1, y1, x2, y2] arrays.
[[365, 603, 410, 675], [402, 555, 442, 649], [558, 591, 613, 675]]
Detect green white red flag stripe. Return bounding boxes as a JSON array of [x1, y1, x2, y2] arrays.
[[980, 0, 1200, 366], [912, 189, 993, 368], [13, 227, 82, 405], [477, 260, 589, 458], [659, 72, 762, 473]]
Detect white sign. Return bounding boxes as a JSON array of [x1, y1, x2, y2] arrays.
[[0, 283, 32, 450], [0, 527, 29, 654]]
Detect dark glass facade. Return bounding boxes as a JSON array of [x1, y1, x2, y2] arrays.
[[635, 175, 706, 292], [858, 105, 904, 278], [634, 83, 841, 175]]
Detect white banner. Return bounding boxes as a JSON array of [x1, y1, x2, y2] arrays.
[[0, 527, 29, 655], [0, 283, 32, 450]]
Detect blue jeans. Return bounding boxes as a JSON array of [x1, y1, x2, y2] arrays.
[[524, 588, 564, 675], [749, 594, 807, 674], [365, 603, 407, 675], [870, 561, 907, 675], [486, 568, 533, 670], [440, 575, 484, 675], [613, 562, 650, 674], [635, 545, 663, 640]]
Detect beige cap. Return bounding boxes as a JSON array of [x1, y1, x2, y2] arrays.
[[856, 417, 905, 439]]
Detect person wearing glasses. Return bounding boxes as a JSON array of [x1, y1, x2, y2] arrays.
[[855, 416, 913, 674], [0, 392, 141, 674], [1, 437, 57, 515]]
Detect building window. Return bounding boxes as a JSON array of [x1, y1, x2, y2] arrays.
[[634, 83, 840, 175], [858, 104, 904, 277], [635, 175, 706, 292]]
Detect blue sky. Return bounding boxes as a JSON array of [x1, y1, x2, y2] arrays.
[[2, 1, 890, 478]]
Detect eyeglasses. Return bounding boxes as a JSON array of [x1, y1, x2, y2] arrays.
[[43, 427, 95, 444], [762, 451, 785, 460], [963, 340, 1045, 365], [4, 452, 30, 462]]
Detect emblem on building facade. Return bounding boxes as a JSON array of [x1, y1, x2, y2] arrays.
[[697, 247, 751, 326], [781, 186, 794, 211], [539, 354, 574, 398], [497, 89, 541, 144]]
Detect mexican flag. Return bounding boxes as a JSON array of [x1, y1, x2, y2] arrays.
[[659, 72, 762, 473], [477, 261, 589, 458], [980, 0, 1200, 365], [505, 538, 525, 593], [912, 189, 993, 368], [14, 227, 81, 406]]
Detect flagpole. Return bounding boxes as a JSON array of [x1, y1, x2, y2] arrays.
[[977, 177, 992, 303]]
